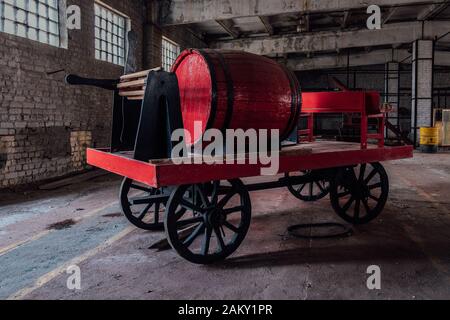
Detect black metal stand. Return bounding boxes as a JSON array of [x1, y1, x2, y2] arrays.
[[134, 71, 185, 162]]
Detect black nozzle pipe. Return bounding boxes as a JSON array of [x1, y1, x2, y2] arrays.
[[65, 74, 119, 90]]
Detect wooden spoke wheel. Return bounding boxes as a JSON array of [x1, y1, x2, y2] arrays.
[[286, 171, 330, 202], [164, 179, 252, 265], [120, 178, 168, 231], [330, 163, 389, 225]]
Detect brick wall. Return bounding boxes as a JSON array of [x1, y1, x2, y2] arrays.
[[71, 130, 93, 171], [0, 0, 147, 188], [0, 0, 206, 189]]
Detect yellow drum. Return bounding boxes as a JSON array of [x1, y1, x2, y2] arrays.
[[420, 127, 439, 153]]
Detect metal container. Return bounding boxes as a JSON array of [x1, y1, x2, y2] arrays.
[[420, 127, 439, 153]]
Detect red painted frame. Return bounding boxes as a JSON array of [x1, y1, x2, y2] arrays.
[[87, 142, 413, 188], [87, 90, 412, 189], [300, 91, 385, 149]]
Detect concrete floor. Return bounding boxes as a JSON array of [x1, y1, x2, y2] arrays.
[[0, 152, 449, 300]]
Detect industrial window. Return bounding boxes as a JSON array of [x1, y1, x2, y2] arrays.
[[94, 2, 129, 66], [162, 37, 180, 71], [0, 0, 61, 47]]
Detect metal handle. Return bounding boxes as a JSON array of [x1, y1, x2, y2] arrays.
[[65, 74, 119, 90]]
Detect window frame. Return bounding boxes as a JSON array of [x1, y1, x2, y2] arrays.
[[0, 0, 68, 48], [162, 36, 181, 71], [94, 0, 131, 66]]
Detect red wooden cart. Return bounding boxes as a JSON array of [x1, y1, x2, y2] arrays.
[[87, 139, 412, 264], [66, 48, 413, 265]]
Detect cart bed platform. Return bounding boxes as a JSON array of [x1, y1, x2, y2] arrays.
[[87, 141, 413, 188]]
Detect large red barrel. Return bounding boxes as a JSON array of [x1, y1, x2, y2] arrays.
[[171, 49, 301, 145]]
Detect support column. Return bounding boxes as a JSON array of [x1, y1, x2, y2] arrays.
[[412, 39, 434, 146], [384, 62, 400, 133], [143, 1, 163, 69]]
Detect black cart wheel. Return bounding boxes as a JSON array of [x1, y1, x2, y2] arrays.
[[120, 178, 168, 231], [286, 171, 330, 202], [164, 179, 252, 265], [330, 163, 389, 225]]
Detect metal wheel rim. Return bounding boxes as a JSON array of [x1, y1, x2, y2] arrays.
[[330, 163, 389, 225], [164, 179, 252, 265], [286, 171, 330, 202], [120, 178, 166, 231]]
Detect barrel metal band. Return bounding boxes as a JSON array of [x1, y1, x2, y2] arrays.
[[215, 51, 235, 132], [281, 64, 302, 140], [197, 49, 218, 130]]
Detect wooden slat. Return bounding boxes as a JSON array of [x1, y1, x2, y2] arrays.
[[118, 90, 145, 97], [120, 70, 150, 80], [117, 67, 162, 100], [117, 78, 146, 89], [149, 147, 313, 165], [120, 67, 162, 80]]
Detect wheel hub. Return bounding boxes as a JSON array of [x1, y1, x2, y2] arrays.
[[206, 209, 226, 227], [353, 182, 370, 200]]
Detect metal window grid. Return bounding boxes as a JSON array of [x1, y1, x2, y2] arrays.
[[0, 0, 60, 47], [162, 37, 180, 71], [94, 2, 127, 66]]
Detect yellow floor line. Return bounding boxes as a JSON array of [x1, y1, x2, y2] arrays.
[[0, 201, 119, 257], [7, 226, 135, 300], [0, 230, 51, 257]]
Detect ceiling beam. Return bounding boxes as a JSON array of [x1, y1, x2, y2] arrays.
[[259, 16, 274, 36], [382, 7, 398, 25], [216, 19, 240, 39], [304, 14, 310, 32], [285, 49, 411, 70], [212, 21, 449, 56], [158, 0, 441, 25], [284, 49, 450, 71], [342, 11, 351, 29], [417, 1, 450, 20], [297, 14, 310, 33]]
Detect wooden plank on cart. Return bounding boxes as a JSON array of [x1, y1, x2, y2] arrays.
[[152, 143, 413, 187], [87, 141, 413, 189], [117, 67, 161, 101], [149, 145, 313, 166]]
